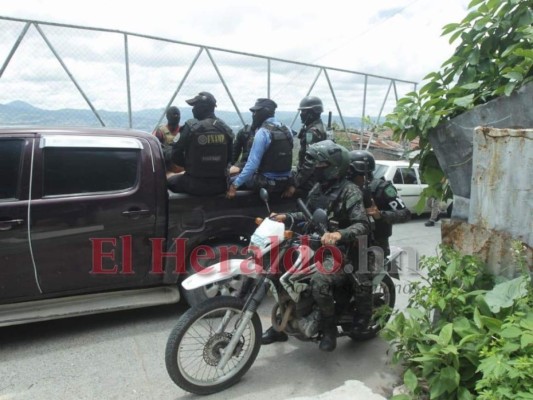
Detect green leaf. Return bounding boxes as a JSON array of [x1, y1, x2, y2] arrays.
[[484, 275, 530, 312], [429, 366, 460, 398], [503, 71, 524, 81], [453, 94, 475, 108], [459, 82, 482, 90], [468, 0, 485, 8], [521, 333, 533, 348], [457, 387, 475, 400], [474, 307, 483, 329], [479, 316, 503, 332], [438, 323, 454, 346], [500, 325, 523, 338], [404, 368, 418, 392]]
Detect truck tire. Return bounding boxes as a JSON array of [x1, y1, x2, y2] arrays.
[[182, 242, 248, 307]]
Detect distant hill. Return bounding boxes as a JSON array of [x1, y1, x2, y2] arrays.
[[0, 101, 364, 132]]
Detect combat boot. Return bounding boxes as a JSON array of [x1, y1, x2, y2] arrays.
[[319, 316, 337, 352], [261, 326, 288, 345]]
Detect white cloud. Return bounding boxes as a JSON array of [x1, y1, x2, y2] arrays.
[[0, 0, 470, 116]]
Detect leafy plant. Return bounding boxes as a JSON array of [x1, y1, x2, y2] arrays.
[[384, 0, 533, 202], [382, 244, 533, 399]]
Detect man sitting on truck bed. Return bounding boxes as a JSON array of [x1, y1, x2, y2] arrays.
[[168, 92, 234, 196]]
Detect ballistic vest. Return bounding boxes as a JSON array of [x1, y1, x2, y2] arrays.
[[258, 122, 293, 173], [186, 118, 232, 178]]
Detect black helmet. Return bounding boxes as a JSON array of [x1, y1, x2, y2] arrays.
[[307, 140, 349, 181], [298, 96, 324, 114], [349, 150, 375, 176]]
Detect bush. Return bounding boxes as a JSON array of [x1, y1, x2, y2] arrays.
[[382, 244, 533, 399]]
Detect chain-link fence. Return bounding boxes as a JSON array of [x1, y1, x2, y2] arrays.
[[0, 16, 417, 142]]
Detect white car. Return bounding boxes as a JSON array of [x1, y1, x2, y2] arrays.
[[373, 160, 430, 213]]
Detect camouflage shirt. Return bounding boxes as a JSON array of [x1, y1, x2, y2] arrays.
[[297, 119, 327, 168], [289, 179, 369, 243], [232, 124, 254, 168]]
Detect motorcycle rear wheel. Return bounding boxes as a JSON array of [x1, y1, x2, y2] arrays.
[[165, 296, 262, 395]]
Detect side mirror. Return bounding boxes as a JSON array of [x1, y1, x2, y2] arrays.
[[259, 188, 269, 203], [259, 188, 270, 214], [312, 208, 328, 233]]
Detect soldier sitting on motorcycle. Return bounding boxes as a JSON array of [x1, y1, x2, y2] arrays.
[[262, 140, 370, 352]]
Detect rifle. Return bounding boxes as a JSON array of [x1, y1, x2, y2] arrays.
[[326, 111, 334, 141]]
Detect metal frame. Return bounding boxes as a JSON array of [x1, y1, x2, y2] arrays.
[[0, 16, 418, 149]]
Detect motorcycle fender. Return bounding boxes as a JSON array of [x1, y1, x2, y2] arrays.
[[181, 258, 260, 291], [388, 245, 403, 280]]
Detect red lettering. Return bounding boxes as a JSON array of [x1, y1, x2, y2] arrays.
[[90, 238, 118, 274], [314, 245, 344, 274], [120, 235, 133, 274], [190, 245, 216, 274], [150, 238, 187, 274]]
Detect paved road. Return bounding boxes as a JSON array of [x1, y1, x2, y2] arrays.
[[0, 216, 442, 400]]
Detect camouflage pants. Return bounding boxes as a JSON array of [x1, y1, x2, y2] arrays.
[[311, 256, 373, 319]]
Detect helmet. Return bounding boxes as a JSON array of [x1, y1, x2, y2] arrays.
[[307, 140, 350, 181], [349, 150, 375, 176], [298, 96, 324, 113]]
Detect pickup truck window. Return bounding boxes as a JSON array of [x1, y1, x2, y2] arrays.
[[43, 147, 139, 196], [0, 139, 24, 200]]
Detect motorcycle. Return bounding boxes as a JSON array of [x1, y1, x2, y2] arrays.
[[165, 189, 399, 395]]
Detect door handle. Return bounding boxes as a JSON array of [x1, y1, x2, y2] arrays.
[[0, 219, 24, 231], [121, 209, 151, 218]]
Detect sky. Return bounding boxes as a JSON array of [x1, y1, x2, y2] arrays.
[[0, 0, 471, 118]]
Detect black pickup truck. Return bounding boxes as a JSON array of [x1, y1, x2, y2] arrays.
[[0, 127, 293, 327]]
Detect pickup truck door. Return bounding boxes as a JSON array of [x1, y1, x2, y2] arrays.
[[28, 135, 159, 295], [0, 136, 42, 303]]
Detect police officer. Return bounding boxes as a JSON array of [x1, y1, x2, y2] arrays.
[[348, 150, 411, 257], [229, 123, 255, 175], [168, 92, 233, 196], [263, 140, 370, 351], [226, 98, 293, 198], [283, 96, 327, 197]]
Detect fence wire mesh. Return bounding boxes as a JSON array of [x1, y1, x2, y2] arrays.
[[0, 16, 417, 144]]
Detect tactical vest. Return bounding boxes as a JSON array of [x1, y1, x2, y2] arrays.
[[298, 120, 327, 167], [186, 118, 231, 178], [258, 122, 293, 173], [370, 179, 395, 238], [239, 125, 254, 164]]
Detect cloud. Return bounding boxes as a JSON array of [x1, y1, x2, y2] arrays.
[[1, 0, 469, 118]]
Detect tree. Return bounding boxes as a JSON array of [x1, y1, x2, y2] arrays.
[[385, 0, 532, 202]]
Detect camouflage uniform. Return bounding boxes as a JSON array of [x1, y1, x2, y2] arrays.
[[232, 124, 254, 169], [294, 120, 327, 191], [288, 179, 370, 318]]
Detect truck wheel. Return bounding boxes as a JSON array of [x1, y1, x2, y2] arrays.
[[182, 242, 247, 307]]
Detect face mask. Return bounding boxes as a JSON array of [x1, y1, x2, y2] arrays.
[[300, 110, 312, 125], [313, 167, 327, 182], [251, 108, 271, 130], [192, 104, 212, 120]]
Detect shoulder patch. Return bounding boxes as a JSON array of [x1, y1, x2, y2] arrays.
[[306, 131, 314, 144], [384, 184, 397, 198]]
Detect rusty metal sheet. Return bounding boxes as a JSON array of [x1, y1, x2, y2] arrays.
[[441, 220, 532, 277], [469, 127, 533, 247]]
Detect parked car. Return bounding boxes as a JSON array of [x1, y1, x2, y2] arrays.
[[0, 127, 294, 327], [373, 160, 449, 214]]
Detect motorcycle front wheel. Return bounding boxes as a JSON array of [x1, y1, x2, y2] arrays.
[[165, 296, 262, 395]]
